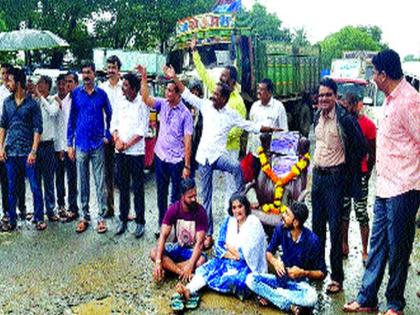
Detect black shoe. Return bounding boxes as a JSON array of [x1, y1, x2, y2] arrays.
[[115, 222, 127, 235], [134, 223, 145, 239], [1, 222, 17, 232]]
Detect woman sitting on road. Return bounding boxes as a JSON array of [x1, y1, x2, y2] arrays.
[[172, 194, 268, 311]]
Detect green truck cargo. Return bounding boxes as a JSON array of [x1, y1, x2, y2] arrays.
[[169, 12, 321, 136]]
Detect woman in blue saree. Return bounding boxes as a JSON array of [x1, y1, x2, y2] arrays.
[[175, 194, 267, 307]]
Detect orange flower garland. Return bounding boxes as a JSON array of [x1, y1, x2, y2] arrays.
[[257, 147, 310, 214]]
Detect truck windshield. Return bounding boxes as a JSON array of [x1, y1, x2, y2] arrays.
[[337, 83, 366, 99]]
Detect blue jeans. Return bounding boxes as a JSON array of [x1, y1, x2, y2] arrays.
[[155, 155, 183, 226], [116, 153, 145, 224], [76, 145, 106, 222], [36, 141, 56, 217], [55, 152, 78, 213], [357, 190, 420, 311], [6, 156, 44, 225], [311, 167, 345, 284], [246, 273, 318, 310], [198, 154, 243, 236], [164, 243, 207, 263]]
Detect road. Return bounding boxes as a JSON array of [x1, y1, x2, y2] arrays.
[[0, 166, 419, 314]]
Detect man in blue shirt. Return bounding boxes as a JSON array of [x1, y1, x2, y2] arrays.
[[0, 67, 45, 231], [67, 62, 112, 234], [246, 203, 327, 314]]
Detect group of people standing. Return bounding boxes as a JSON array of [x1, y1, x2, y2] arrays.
[[0, 47, 418, 315], [148, 49, 419, 315]]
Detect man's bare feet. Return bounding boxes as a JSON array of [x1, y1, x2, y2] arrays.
[[176, 282, 191, 300]]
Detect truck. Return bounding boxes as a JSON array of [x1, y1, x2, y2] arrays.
[[329, 51, 385, 126], [169, 12, 321, 136]]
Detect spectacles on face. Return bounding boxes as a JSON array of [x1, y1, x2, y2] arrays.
[[318, 92, 334, 98]]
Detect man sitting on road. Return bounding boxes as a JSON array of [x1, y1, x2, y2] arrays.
[[150, 178, 208, 282], [246, 203, 327, 315]]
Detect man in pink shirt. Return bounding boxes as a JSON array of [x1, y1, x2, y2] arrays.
[[344, 50, 420, 315]]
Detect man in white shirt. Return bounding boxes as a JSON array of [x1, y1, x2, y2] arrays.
[[100, 55, 125, 218], [34, 75, 60, 221], [55, 72, 80, 222], [247, 78, 288, 176], [163, 66, 280, 248], [111, 72, 149, 238]]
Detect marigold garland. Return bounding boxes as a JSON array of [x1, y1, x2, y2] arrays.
[[257, 147, 310, 215]]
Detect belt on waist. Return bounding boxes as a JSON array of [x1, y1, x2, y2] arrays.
[[40, 140, 54, 145], [314, 164, 345, 175]]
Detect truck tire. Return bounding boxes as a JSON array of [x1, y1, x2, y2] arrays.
[[298, 105, 311, 137]]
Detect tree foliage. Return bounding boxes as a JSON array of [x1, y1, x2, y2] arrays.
[[0, 0, 212, 65], [236, 3, 291, 42], [319, 26, 384, 69], [291, 28, 311, 48]]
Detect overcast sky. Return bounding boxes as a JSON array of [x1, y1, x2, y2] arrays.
[[242, 0, 420, 58]]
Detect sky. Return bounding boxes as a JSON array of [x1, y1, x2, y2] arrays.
[[242, 0, 420, 58]]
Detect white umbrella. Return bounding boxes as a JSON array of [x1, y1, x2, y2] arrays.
[[0, 29, 69, 51]]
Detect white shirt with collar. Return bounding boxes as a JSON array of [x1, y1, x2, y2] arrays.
[[36, 95, 59, 142], [181, 88, 261, 165], [100, 79, 124, 110], [54, 93, 72, 151], [110, 95, 149, 156], [0, 84, 11, 120], [247, 96, 288, 156]]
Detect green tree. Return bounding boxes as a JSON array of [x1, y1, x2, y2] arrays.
[[292, 27, 311, 48], [236, 3, 291, 42], [93, 0, 212, 53], [319, 25, 383, 69]]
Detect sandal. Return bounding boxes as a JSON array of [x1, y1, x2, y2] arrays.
[[326, 281, 343, 294], [343, 300, 378, 313], [170, 293, 185, 312], [48, 214, 60, 222], [97, 220, 107, 234], [1, 222, 17, 232], [185, 292, 200, 310], [63, 211, 79, 223], [35, 221, 47, 231], [76, 220, 89, 233]]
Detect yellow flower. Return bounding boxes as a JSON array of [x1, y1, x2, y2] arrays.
[[297, 159, 308, 170], [291, 165, 301, 176], [262, 204, 270, 213]]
